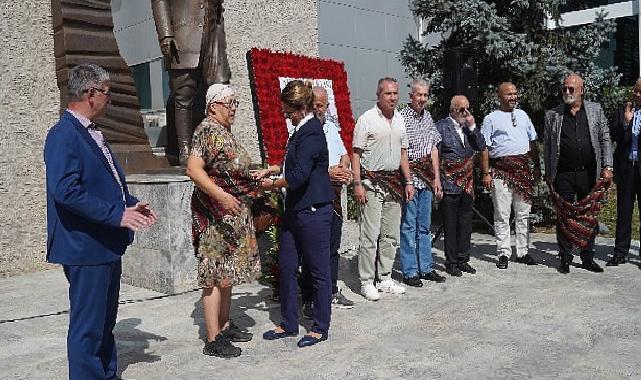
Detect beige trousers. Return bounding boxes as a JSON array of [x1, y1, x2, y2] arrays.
[[357, 186, 401, 283]]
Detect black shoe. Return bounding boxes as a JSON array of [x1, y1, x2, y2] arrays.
[[221, 320, 252, 342], [403, 276, 423, 287], [514, 254, 537, 266], [459, 262, 476, 274], [302, 302, 313, 320], [446, 265, 462, 277], [558, 257, 571, 274], [203, 334, 241, 358], [420, 270, 446, 283], [496, 256, 509, 270], [606, 254, 626, 266], [582, 260, 604, 273]]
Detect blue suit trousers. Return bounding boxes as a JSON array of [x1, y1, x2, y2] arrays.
[[63, 261, 121, 380], [279, 203, 333, 335]]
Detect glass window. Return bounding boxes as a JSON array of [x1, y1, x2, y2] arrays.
[[131, 62, 152, 110]]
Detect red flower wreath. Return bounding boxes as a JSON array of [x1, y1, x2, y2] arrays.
[[248, 48, 355, 165]]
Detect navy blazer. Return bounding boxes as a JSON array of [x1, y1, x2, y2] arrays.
[[436, 117, 486, 194], [44, 111, 138, 265], [284, 116, 334, 211]]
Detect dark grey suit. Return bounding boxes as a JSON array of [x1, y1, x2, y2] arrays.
[[544, 100, 613, 260], [544, 101, 613, 182]]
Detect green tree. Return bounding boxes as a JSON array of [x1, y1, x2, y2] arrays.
[[400, 0, 623, 125]]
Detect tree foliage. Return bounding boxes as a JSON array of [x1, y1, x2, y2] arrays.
[[400, 0, 623, 124]]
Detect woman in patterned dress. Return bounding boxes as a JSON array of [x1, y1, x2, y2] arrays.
[[186, 84, 261, 358]]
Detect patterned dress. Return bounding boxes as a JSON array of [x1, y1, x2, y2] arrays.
[[190, 118, 261, 288]]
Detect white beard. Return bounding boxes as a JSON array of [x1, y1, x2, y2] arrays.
[[563, 94, 577, 105]]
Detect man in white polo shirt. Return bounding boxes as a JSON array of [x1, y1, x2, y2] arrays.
[[352, 77, 415, 301]]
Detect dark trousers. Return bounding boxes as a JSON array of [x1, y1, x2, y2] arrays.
[[441, 192, 474, 266], [554, 169, 597, 260], [614, 161, 641, 257], [279, 203, 333, 335], [300, 212, 342, 303], [63, 261, 122, 380]]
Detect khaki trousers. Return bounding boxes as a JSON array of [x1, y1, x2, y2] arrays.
[[357, 186, 401, 283]]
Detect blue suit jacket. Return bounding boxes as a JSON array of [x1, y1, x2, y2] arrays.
[[44, 111, 138, 265], [436, 117, 486, 194], [284, 116, 334, 211]]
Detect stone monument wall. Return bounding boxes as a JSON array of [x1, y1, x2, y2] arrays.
[[0, 0, 319, 276], [224, 0, 319, 163], [0, 2, 59, 276]]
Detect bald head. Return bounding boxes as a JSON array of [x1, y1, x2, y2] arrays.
[[498, 82, 518, 111], [562, 73, 584, 106], [450, 95, 470, 124], [312, 86, 329, 123], [633, 78, 641, 105]]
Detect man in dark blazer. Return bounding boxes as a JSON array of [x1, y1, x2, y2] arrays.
[[608, 77, 641, 267], [44, 64, 157, 379], [436, 95, 487, 277], [544, 73, 613, 274]]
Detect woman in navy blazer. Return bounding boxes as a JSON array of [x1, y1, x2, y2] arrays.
[[262, 80, 335, 347]]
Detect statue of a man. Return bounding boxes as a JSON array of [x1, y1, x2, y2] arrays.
[[151, 0, 232, 165]]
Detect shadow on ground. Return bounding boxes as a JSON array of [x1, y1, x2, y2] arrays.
[[115, 318, 166, 377]]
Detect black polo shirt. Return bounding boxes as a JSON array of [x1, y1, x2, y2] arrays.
[[558, 104, 595, 172]]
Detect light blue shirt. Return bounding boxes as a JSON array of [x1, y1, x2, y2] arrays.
[[323, 120, 347, 166], [481, 109, 537, 158]]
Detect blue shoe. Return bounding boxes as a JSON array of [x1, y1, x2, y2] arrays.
[[262, 328, 298, 340], [297, 332, 328, 348]]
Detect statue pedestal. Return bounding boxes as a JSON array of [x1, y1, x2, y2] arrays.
[[123, 174, 196, 294]]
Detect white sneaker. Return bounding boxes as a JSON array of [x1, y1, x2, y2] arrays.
[[360, 282, 381, 301], [376, 278, 406, 294]]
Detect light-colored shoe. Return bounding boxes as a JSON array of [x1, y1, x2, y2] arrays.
[[360, 282, 380, 301], [376, 278, 406, 294]]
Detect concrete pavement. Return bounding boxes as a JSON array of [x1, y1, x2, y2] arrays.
[[2, 232, 641, 380]]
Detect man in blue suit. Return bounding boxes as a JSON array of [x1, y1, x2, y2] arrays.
[[435, 95, 486, 277], [44, 64, 157, 380]]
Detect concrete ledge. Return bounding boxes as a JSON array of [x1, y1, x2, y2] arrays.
[[123, 174, 197, 294]]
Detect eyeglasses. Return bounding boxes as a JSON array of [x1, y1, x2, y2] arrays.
[[511, 112, 517, 128], [455, 107, 471, 114], [83, 87, 110, 97], [562, 86, 576, 94], [212, 99, 239, 110]]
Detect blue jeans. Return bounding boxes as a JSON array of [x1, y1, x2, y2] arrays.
[[400, 187, 433, 277]]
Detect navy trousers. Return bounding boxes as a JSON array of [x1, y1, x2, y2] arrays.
[[63, 260, 121, 380], [279, 203, 333, 335], [300, 211, 342, 302]]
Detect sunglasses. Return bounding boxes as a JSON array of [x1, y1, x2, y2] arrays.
[[562, 86, 577, 94], [511, 112, 517, 128], [455, 107, 471, 114]]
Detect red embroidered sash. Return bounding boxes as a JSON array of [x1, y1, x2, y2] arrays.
[[491, 154, 539, 203], [548, 178, 611, 250], [441, 156, 475, 196]]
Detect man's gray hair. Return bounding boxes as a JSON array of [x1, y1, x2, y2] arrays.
[[68, 64, 110, 100], [410, 79, 430, 92], [376, 77, 398, 95]]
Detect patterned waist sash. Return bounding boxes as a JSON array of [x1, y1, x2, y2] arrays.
[[490, 154, 539, 203], [409, 157, 436, 190], [441, 156, 475, 196], [548, 178, 611, 250], [191, 168, 262, 248], [361, 169, 405, 202]]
